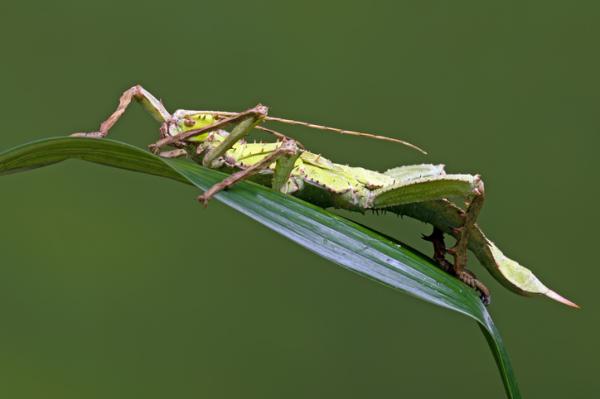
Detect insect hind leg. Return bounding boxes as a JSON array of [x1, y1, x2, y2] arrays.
[[423, 226, 491, 304], [446, 176, 485, 275]]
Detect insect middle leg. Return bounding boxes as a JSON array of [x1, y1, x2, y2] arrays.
[[197, 139, 301, 205]]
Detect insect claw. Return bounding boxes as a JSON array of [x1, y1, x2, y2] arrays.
[[196, 194, 210, 208], [481, 293, 492, 306], [456, 269, 491, 305], [148, 143, 161, 154]]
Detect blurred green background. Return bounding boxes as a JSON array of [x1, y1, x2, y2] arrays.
[[0, 1, 597, 397]]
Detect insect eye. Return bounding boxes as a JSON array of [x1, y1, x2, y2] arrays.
[[183, 118, 195, 127]]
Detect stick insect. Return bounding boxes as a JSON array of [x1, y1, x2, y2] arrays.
[[72, 85, 578, 307]]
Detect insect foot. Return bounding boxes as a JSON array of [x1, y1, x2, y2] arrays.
[[197, 193, 211, 208], [456, 269, 491, 305], [148, 143, 161, 154]]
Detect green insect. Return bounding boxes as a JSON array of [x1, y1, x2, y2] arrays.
[[72, 85, 578, 307]]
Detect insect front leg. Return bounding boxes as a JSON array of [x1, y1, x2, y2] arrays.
[[201, 107, 267, 168], [197, 139, 300, 206], [72, 85, 172, 138], [147, 104, 268, 156]]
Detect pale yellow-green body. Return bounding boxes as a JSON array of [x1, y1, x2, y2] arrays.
[[177, 115, 576, 307]]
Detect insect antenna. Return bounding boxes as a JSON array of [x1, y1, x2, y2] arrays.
[[264, 116, 427, 154], [189, 110, 426, 154], [255, 125, 288, 141], [255, 125, 306, 149]]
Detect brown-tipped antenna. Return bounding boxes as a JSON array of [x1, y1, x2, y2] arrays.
[[192, 110, 427, 154]]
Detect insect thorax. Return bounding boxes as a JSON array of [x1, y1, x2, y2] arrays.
[[168, 110, 224, 140]]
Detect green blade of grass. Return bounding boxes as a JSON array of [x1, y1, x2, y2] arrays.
[[0, 137, 520, 398]]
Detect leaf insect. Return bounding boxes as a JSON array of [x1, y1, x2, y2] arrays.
[[72, 85, 578, 307]]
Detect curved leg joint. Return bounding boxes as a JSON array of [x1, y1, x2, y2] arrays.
[[71, 85, 170, 139]]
